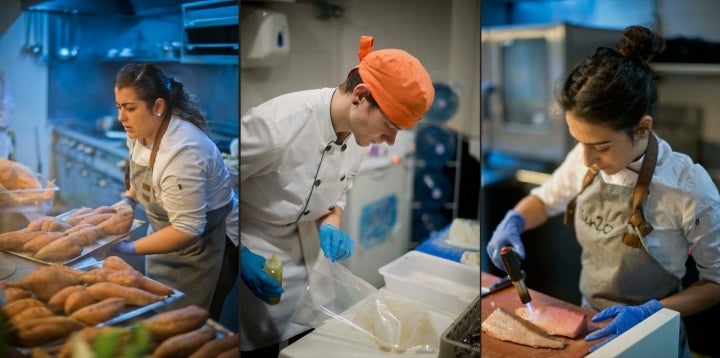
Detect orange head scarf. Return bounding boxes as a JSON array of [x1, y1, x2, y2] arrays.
[[353, 36, 435, 129]]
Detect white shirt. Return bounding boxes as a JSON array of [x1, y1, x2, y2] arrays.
[[127, 117, 234, 237], [240, 88, 369, 226], [531, 135, 720, 283]]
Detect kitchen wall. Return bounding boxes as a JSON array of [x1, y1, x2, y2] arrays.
[[240, 0, 480, 146], [481, 0, 720, 174], [0, 1, 239, 184]]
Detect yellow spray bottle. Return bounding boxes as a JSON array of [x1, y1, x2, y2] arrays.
[[263, 254, 283, 305]]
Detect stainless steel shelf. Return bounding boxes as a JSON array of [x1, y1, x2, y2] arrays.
[[653, 63, 720, 76]]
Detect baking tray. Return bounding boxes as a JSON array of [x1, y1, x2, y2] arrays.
[[0, 209, 146, 266], [12, 260, 185, 356]]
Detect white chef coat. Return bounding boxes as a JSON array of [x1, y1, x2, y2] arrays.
[[531, 135, 720, 284], [126, 116, 234, 237], [240, 87, 369, 349]]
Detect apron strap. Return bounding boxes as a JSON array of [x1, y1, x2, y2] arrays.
[[124, 117, 171, 191], [624, 132, 659, 247], [563, 167, 598, 227], [564, 132, 659, 248]]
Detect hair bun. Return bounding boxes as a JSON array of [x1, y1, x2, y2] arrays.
[[617, 25, 666, 62]]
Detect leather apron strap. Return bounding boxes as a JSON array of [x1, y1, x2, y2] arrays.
[[564, 132, 659, 248], [125, 117, 171, 191]]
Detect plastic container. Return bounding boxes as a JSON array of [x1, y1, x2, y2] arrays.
[[264, 254, 283, 305], [0, 181, 59, 215], [438, 294, 481, 358], [378, 251, 480, 315]]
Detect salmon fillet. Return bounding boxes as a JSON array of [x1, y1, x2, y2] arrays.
[[482, 307, 567, 349], [515, 305, 587, 338]]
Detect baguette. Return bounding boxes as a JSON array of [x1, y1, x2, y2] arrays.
[[142, 305, 209, 341], [70, 297, 126, 325], [188, 334, 239, 358], [86, 281, 164, 306], [152, 325, 215, 358]]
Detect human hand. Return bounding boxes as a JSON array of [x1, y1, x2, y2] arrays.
[[318, 224, 354, 262], [110, 240, 136, 255], [112, 196, 136, 212], [486, 209, 526, 271], [240, 247, 284, 303], [585, 299, 663, 353]]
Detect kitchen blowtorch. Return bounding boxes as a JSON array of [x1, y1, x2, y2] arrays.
[[500, 246, 532, 305]]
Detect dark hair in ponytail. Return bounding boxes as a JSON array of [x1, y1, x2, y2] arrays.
[[115, 64, 208, 134], [556, 25, 665, 139]]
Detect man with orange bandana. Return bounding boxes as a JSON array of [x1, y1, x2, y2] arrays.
[[240, 36, 435, 356]]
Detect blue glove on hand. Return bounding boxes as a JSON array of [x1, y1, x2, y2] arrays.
[[318, 224, 354, 262], [486, 209, 526, 271], [240, 247, 284, 304], [110, 240, 136, 255], [585, 299, 663, 353]]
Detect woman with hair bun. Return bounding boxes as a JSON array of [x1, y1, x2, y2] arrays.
[[485, 25, 720, 356]]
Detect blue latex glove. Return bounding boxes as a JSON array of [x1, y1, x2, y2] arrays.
[[318, 224, 354, 262], [240, 247, 284, 303], [585, 299, 663, 353], [486, 209, 526, 271], [110, 240, 136, 255]]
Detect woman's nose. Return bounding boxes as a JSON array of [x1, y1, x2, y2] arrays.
[[583, 147, 597, 167]]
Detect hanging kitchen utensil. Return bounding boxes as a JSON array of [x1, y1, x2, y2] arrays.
[[56, 10, 72, 61], [31, 10, 43, 56], [22, 10, 34, 54], [69, 9, 78, 58]]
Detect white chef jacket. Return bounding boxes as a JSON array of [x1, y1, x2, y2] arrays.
[[126, 116, 234, 237], [531, 135, 720, 284], [240, 87, 369, 349]]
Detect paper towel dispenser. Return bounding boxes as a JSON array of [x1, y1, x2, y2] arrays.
[[181, 0, 238, 65], [241, 8, 290, 69]]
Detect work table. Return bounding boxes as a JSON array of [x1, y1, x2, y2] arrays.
[[481, 271, 599, 357]]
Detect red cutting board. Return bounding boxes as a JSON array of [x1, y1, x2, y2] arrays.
[[481, 272, 604, 357]]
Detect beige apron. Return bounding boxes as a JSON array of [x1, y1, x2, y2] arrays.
[[126, 118, 230, 311]]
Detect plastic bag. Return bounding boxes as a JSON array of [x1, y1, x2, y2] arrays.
[[292, 257, 378, 328], [292, 257, 439, 353], [352, 292, 439, 353]]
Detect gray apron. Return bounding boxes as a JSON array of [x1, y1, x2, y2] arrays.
[[566, 134, 689, 357], [127, 118, 231, 311]]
